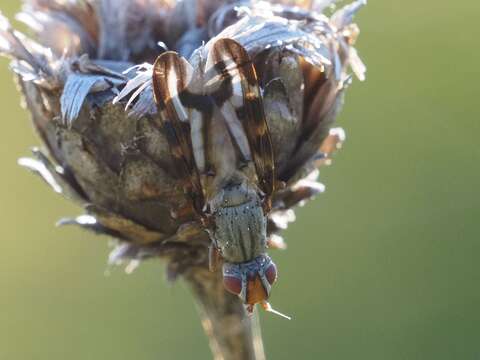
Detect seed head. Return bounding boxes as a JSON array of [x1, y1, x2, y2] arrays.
[[0, 0, 366, 278]]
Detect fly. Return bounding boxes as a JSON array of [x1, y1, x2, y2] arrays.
[[152, 38, 290, 319]]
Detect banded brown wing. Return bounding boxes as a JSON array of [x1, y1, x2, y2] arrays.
[[206, 38, 275, 202], [152, 52, 205, 214]]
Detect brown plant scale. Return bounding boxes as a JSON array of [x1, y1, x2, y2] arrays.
[[0, 0, 366, 359]]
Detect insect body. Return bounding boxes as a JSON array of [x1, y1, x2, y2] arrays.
[[152, 38, 288, 318], [211, 182, 276, 307]]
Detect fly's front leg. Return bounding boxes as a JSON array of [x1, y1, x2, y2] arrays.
[[202, 213, 222, 272], [208, 242, 222, 272], [262, 197, 272, 214]]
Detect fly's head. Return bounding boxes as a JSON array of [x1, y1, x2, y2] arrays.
[[222, 254, 277, 309]]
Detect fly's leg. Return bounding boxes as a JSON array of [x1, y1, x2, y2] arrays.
[[209, 242, 222, 272]]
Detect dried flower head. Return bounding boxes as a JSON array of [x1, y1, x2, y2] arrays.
[[0, 0, 366, 357]]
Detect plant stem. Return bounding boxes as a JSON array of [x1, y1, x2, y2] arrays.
[[184, 267, 266, 360]]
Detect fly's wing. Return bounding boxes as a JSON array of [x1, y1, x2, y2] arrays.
[[152, 52, 205, 214], [205, 38, 275, 202]]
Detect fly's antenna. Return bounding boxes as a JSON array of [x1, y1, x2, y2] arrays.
[[261, 301, 292, 320]]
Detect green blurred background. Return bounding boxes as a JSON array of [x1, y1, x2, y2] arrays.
[[1, 1, 479, 359]]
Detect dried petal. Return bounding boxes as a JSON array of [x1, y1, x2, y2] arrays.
[[61, 73, 110, 125], [18, 148, 87, 202]]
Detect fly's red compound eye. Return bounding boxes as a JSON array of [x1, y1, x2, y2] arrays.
[[265, 262, 277, 285], [223, 275, 242, 295]]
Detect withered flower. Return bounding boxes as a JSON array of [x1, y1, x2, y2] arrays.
[[0, 0, 366, 358]]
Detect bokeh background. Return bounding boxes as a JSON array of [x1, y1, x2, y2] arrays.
[[1, 1, 479, 359]]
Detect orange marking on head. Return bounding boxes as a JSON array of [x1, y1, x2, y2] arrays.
[[246, 275, 268, 305]]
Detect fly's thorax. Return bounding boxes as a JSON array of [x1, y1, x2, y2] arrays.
[[212, 183, 267, 263]]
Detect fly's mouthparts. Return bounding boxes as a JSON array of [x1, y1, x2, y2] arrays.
[[261, 301, 292, 320]]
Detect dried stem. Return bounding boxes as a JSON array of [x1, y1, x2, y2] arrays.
[[184, 267, 266, 360]]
